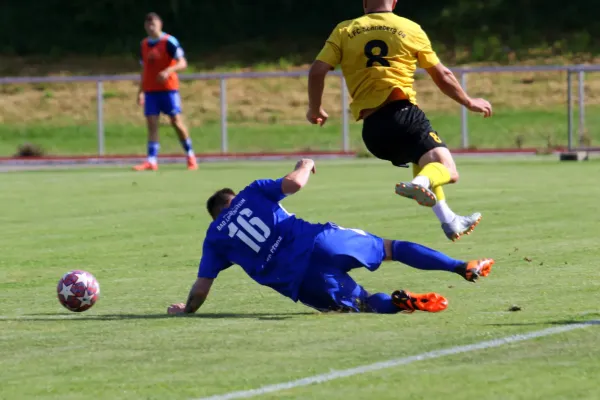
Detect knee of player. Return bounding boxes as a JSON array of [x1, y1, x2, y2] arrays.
[[449, 169, 460, 183]]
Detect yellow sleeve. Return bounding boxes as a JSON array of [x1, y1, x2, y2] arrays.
[[316, 26, 342, 67], [414, 27, 440, 68]]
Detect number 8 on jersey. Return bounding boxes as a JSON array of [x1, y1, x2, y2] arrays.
[[365, 40, 390, 67]]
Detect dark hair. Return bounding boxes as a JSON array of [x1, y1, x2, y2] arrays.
[[206, 188, 236, 219], [145, 12, 161, 22]]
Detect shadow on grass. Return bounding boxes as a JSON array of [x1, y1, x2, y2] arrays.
[[10, 311, 317, 322], [483, 317, 600, 327]]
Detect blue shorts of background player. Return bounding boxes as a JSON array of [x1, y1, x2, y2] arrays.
[[135, 88, 197, 171], [144, 91, 182, 117]]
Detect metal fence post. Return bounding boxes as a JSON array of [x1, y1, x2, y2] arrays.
[[460, 73, 469, 149], [578, 69, 586, 146], [96, 81, 105, 156], [341, 76, 350, 152], [567, 71, 574, 151], [220, 78, 228, 153]]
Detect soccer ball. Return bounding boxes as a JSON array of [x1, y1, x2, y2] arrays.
[[57, 270, 100, 312]]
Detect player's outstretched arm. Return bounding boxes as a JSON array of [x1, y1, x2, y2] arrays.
[[281, 159, 316, 195], [167, 277, 213, 315], [425, 63, 492, 118], [307, 61, 331, 126]]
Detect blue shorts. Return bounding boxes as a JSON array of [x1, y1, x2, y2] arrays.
[[297, 223, 385, 312], [144, 91, 182, 116]]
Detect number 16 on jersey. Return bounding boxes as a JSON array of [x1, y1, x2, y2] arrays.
[[228, 208, 271, 253]]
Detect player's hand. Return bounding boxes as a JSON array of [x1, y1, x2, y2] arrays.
[[296, 158, 316, 174], [466, 98, 492, 118], [157, 70, 170, 83], [137, 92, 144, 106], [306, 107, 329, 126], [167, 303, 186, 315]]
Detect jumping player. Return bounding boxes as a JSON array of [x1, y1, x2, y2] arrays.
[[167, 159, 494, 315], [134, 12, 197, 171], [306, 0, 492, 241]]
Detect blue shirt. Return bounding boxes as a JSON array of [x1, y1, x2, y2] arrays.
[[197, 179, 326, 301]]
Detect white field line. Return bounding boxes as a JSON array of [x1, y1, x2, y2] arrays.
[[194, 320, 598, 400]]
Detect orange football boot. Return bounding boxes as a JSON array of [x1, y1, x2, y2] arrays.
[[391, 290, 448, 313], [456, 258, 494, 282], [187, 156, 198, 170], [132, 161, 158, 171]]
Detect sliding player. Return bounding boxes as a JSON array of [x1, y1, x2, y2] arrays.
[[306, 0, 493, 241], [134, 12, 197, 171], [167, 159, 494, 315]]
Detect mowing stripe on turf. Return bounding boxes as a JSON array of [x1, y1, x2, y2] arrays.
[[194, 320, 599, 400]]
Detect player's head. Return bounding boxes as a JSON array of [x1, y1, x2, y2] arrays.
[[363, 0, 397, 13], [144, 12, 163, 37], [206, 188, 236, 220]]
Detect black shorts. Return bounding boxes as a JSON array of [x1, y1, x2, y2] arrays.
[[362, 100, 447, 166]]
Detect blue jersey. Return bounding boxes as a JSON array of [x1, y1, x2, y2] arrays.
[[197, 179, 326, 300]]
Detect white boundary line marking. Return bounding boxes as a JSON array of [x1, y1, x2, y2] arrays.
[[194, 320, 598, 400]]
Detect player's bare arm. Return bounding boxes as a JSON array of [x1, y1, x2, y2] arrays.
[[282, 158, 316, 194], [425, 63, 493, 117], [137, 70, 145, 106], [137, 40, 145, 106], [168, 277, 213, 314], [158, 57, 187, 83], [307, 61, 332, 126]]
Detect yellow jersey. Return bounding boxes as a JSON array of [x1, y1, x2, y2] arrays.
[[316, 12, 440, 120]]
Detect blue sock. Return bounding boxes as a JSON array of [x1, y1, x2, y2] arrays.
[[147, 141, 160, 164], [180, 137, 194, 157], [392, 241, 464, 273], [366, 293, 399, 314]]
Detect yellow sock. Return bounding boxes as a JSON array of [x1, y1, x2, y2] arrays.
[[414, 163, 448, 205], [417, 162, 451, 187], [432, 185, 446, 201]]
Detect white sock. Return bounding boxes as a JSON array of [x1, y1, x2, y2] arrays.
[[432, 200, 456, 224], [147, 156, 157, 164], [411, 175, 430, 189], [187, 150, 195, 157]]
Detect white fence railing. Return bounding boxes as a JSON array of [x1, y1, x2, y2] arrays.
[[1, 65, 599, 155]]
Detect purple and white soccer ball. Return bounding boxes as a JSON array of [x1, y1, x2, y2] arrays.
[[57, 270, 100, 312]]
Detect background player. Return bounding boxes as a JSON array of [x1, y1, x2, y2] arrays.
[[134, 12, 197, 171], [167, 159, 494, 315], [306, 0, 492, 241]]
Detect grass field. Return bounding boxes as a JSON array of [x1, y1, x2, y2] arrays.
[[1, 107, 598, 156], [1, 159, 599, 400]]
